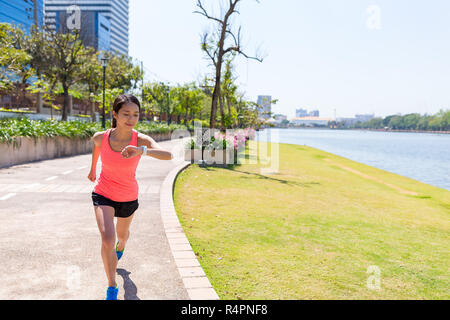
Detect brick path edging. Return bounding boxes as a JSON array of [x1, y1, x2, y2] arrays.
[[160, 160, 220, 300]]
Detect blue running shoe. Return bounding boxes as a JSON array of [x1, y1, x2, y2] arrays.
[[105, 284, 119, 300], [115, 241, 125, 261]]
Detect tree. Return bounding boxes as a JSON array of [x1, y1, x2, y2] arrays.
[[79, 51, 103, 122], [436, 109, 450, 131], [143, 82, 175, 124], [403, 113, 420, 130], [41, 27, 94, 121], [417, 115, 430, 131], [387, 115, 403, 130], [383, 115, 397, 127], [173, 83, 206, 125], [221, 58, 239, 128], [26, 74, 60, 119], [101, 51, 143, 93], [0, 23, 33, 104], [24, 25, 52, 113], [194, 0, 265, 129]]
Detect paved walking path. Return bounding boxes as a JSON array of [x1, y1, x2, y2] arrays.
[[0, 137, 218, 300]]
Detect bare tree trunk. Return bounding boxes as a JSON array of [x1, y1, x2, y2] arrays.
[[210, 66, 222, 129]]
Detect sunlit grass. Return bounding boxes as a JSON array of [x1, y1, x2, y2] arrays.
[[173, 141, 450, 299]]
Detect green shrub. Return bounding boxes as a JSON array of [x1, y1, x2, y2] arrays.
[[0, 117, 192, 146]]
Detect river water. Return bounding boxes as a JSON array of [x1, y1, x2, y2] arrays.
[[255, 128, 450, 190]]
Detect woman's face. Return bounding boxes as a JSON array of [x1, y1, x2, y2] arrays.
[[114, 102, 140, 129]]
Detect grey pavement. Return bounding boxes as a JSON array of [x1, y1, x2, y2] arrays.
[[0, 137, 198, 300]]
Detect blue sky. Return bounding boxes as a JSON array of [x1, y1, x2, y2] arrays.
[[129, 0, 450, 119]]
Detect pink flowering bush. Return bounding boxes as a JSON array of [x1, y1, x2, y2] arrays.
[[209, 128, 254, 151]]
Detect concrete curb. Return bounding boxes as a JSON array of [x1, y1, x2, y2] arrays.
[[160, 160, 220, 300]]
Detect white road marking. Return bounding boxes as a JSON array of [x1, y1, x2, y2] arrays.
[[45, 176, 58, 181], [37, 184, 59, 192], [62, 170, 74, 175], [0, 193, 16, 201], [77, 166, 88, 170]]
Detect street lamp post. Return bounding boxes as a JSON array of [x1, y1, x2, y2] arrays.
[[101, 57, 109, 129]]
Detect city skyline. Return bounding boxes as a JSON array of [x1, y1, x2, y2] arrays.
[[1, 1, 448, 120], [129, 0, 450, 119]]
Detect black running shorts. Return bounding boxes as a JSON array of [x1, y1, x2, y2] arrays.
[[91, 192, 139, 218]]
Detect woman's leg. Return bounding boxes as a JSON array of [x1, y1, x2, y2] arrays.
[[94, 205, 117, 287], [116, 213, 135, 252]]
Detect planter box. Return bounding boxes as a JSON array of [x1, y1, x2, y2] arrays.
[[202, 148, 235, 167], [0, 136, 93, 169], [184, 149, 202, 163]]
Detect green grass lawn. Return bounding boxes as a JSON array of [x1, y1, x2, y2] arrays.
[[173, 141, 450, 299]]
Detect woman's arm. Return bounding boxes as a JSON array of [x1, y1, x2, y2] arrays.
[[142, 135, 173, 160], [141, 147, 173, 160], [121, 133, 174, 160], [88, 133, 102, 182]]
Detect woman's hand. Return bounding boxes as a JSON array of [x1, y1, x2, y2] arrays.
[[88, 170, 96, 182], [121, 145, 142, 159]]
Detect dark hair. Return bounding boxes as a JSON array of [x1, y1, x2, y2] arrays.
[[111, 94, 141, 128]]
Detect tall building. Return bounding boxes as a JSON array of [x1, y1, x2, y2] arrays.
[[296, 108, 308, 117], [54, 10, 111, 52], [0, 0, 45, 32], [296, 108, 320, 117], [44, 0, 129, 56], [309, 110, 319, 117], [257, 95, 272, 119]]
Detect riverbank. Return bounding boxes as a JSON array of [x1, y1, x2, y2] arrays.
[[270, 126, 450, 134], [173, 141, 450, 299], [341, 128, 450, 134]]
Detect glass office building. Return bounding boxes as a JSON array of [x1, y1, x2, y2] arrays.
[[45, 0, 129, 56], [0, 0, 44, 33], [54, 10, 111, 52]]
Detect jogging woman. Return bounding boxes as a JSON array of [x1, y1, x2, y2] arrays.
[[87, 94, 173, 300]]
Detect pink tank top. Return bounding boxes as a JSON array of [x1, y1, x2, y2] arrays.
[[93, 128, 141, 202]]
